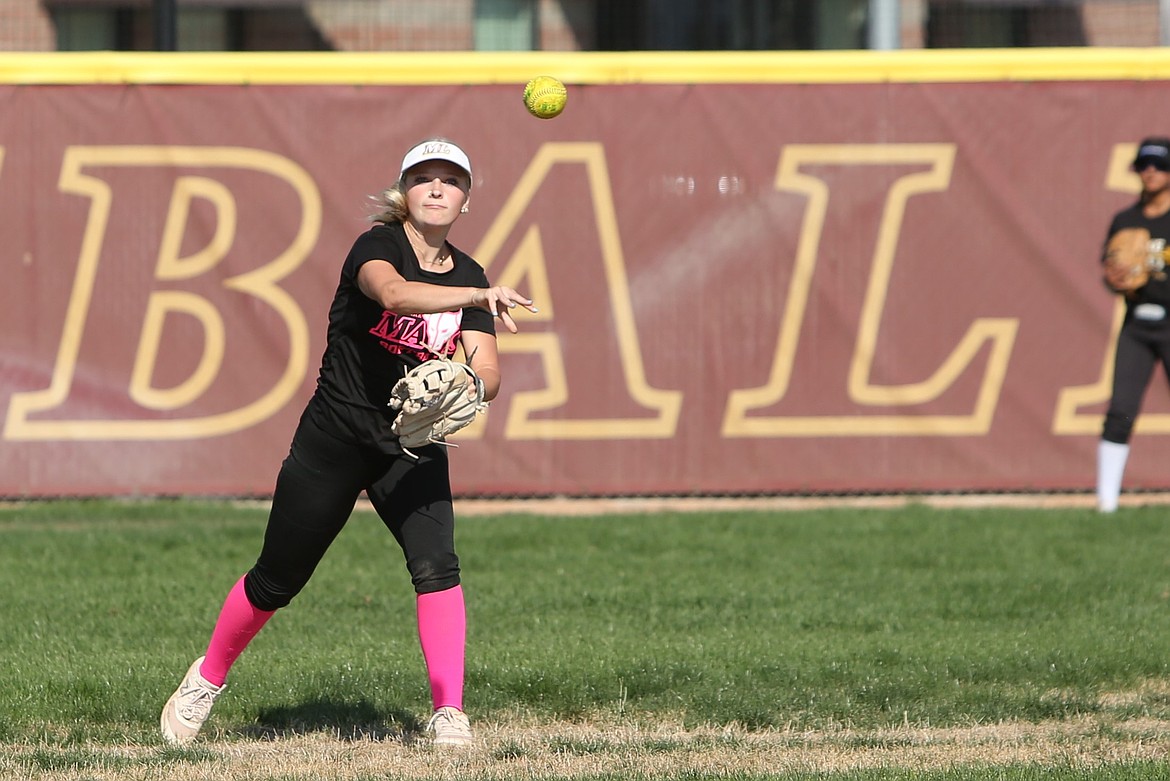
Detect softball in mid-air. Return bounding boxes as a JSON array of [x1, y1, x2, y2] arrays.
[[523, 75, 567, 119]]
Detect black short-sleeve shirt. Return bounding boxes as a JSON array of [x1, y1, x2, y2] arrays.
[[1106, 203, 1170, 312], [305, 221, 494, 449]]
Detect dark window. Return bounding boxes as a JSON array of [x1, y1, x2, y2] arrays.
[[474, 0, 537, 51], [50, 5, 330, 51], [926, 3, 1086, 48], [596, 0, 866, 51]]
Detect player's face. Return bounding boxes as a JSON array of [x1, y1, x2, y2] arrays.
[[404, 161, 471, 228], [1135, 159, 1170, 195]]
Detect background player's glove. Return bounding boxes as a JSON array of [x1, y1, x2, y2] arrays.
[[1104, 227, 1162, 292], [389, 358, 487, 449]]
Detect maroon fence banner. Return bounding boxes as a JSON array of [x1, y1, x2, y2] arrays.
[[1, 78, 1168, 496]]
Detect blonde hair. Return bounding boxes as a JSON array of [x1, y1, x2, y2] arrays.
[[368, 181, 409, 225]]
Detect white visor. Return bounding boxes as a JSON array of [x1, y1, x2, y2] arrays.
[[399, 140, 473, 187]]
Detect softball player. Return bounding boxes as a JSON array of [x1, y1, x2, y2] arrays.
[[161, 138, 537, 746], [1098, 136, 1170, 512]]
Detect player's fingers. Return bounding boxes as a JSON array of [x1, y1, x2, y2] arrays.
[[499, 309, 519, 333], [498, 287, 532, 305], [502, 289, 538, 314], [490, 289, 515, 314]]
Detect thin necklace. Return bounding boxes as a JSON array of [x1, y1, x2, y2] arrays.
[[405, 222, 449, 267]]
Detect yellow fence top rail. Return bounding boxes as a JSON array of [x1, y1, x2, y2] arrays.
[[3, 48, 1170, 86]]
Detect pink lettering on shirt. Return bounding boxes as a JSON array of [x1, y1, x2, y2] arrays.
[[369, 309, 463, 361]]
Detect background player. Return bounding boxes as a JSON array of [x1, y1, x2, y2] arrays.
[[1098, 136, 1170, 512]]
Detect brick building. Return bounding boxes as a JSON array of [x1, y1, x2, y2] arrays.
[[0, 0, 1163, 53]]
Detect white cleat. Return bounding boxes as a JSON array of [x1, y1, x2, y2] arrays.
[[427, 706, 473, 747], [160, 656, 224, 745]]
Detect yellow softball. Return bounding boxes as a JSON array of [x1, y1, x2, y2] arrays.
[[523, 75, 568, 119]]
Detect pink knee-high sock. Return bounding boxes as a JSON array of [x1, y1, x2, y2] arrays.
[[199, 575, 275, 687], [417, 585, 466, 711]]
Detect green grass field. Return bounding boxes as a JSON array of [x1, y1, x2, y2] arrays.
[[2, 498, 1170, 780]]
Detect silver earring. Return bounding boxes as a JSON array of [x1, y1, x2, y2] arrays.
[[460, 205, 469, 213]]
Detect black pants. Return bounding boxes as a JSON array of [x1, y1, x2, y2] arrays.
[[1103, 316, 1170, 444], [243, 411, 459, 611]]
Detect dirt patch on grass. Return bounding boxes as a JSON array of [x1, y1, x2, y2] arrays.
[[7, 717, 1170, 781], [449, 492, 1170, 516]]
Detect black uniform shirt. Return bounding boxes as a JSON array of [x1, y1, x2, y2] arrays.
[[1106, 203, 1170, 312], [306, 221, 494, 449]]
